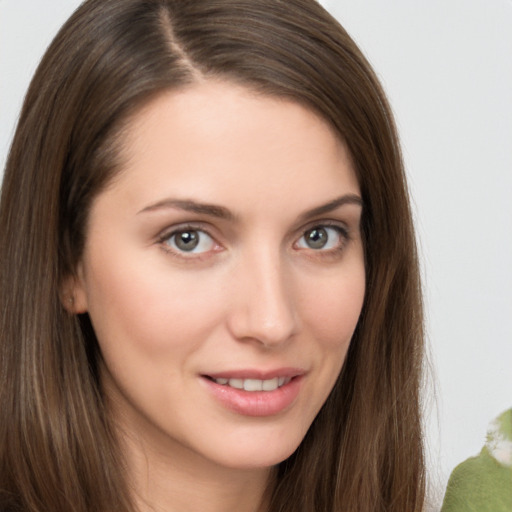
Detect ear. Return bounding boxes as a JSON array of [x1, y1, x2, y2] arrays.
[[60, 265, 88, 314]]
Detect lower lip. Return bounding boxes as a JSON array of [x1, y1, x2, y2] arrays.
[[202, 376, 303, 417]]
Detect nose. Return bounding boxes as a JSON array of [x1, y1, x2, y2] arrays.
[[226, 247, 298, 348]]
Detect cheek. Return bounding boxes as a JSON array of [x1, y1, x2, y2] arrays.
[[299, 266, 366, 352], [295, 264, 365, 405], [83, 251, 227, 358], [287, 264, 365, 434]]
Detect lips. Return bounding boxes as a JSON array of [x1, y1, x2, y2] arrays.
[[202, 368, 304, 417]]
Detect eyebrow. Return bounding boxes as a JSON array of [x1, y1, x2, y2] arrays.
[[137, 194, 362, 222], [297, 194, 363, 222], [138, 198, 236, 221]]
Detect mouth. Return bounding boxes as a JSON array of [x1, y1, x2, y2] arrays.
[[201, 369, 305, 416], [205, 376, 292, 392]]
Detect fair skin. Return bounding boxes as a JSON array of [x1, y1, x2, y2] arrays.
[[67, 81, 365, 512]]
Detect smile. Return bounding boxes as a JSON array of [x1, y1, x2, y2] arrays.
[[210, 376, 292, 392], [203, 372, 304, 416]]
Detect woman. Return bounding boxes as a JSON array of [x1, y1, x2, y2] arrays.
[[0, 0, 425, 511]]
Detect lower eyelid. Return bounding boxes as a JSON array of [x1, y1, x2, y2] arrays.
[[156, 223, 352, 259], [295, 224, 349, 250], [157, 226, 219, 254]]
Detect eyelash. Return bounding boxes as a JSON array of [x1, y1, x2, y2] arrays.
[[295, 221, 350, 258], [157, 223, 219, 260], [156, 221, 351, 260]]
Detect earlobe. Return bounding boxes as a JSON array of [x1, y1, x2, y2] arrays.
[[60, 267, 88, 314]]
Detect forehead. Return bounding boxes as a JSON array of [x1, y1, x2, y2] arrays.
[[99, 80, 359, 219]]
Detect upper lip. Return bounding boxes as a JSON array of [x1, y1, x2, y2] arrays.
[[204, 368, 306, 380]]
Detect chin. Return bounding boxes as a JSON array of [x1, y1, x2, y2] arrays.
[[195, 423, 309, 471]]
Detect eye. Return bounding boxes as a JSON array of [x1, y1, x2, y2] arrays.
[[163, 228, 216, 254], [296, 225, 347, 251]]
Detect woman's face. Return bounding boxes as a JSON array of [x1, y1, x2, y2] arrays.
[[70, 81, 365, 471]]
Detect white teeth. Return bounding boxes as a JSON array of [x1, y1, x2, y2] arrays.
[[212, 376, 291, 391], [243, 379, 262, 391], [228, 378, 244, 389], [262, 377, 279, 391]]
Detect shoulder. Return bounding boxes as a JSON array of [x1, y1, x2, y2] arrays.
[[441, 408, 512, 512]]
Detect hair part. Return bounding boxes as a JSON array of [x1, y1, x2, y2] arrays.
[[0, 1, 425, 510]]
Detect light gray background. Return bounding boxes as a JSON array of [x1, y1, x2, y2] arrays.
[[1, 0, 511, 506]]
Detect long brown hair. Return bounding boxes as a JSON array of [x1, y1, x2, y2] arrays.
[[0, 0, 425, 510]]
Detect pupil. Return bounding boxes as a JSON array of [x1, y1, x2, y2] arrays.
[[307, 228, 327, 249], [175, 231, 199, 251]]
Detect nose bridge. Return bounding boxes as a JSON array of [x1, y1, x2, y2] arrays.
[[227, 241, 297, 346]]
